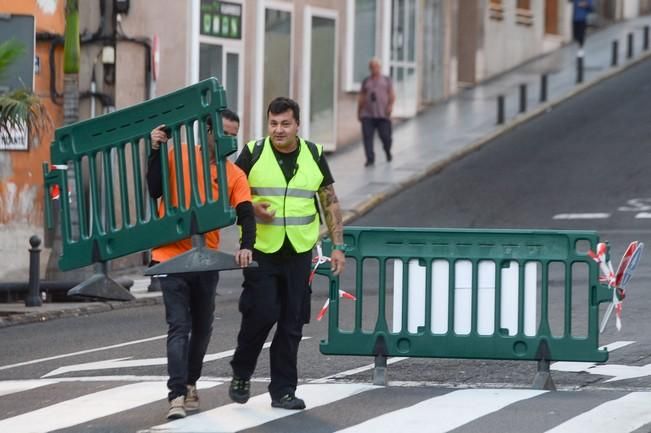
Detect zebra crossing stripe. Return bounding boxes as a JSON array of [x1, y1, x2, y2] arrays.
[[543, 392, 651, 433], [0, 381, 218, 433], [142, 383, 377, 433], [332, 388, 546, 433], [0, 380, 59, 397]]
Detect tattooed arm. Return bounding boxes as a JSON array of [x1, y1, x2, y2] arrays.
[[318, 184, 345, 275]]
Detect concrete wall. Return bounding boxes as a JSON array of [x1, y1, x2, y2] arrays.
[[0, 0, 65, 279], [116, 0, 191, 109], [481, 0, 570, 81]]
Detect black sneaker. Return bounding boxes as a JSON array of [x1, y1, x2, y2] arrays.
[[271, 393, 306, 410], [229, 377, 250, 404]]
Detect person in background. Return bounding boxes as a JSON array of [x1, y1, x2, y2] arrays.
[[146, 109, 255, 420], [357, 57, 396, 167], [228, 97, 346, 410], [571, 0, 594, 57]]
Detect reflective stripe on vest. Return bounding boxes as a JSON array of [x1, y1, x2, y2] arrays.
[[250, 187, 316, 199], [246, 137, 323, 253], [256, 214, 317, 226]]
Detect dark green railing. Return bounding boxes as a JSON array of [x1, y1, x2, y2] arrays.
[[319, 227, 612, 389], [43, 78, 237, 299]]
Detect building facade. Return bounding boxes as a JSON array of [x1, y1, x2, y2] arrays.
[[1, 0, 647, 279]]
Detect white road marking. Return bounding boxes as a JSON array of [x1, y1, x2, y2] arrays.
[[0, 334, 167, 372], [333, 388, 546, 433], [543, 392, 651, 433], [0, 381, 218, 433], [634, 212, 651, 218], [552, 341, 651, 382], [552, 213, 610, 220], [552, 341, 635, 375], [310, 357, 408, 383], [141, 383, 376, 433], [42, 338, 310, 378], [0, 380, 59, 397]]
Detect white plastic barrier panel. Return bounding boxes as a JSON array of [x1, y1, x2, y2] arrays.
[[392, 259, 537, 336], [500, 261, 538, 336]]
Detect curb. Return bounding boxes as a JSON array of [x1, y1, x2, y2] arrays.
[[343, 48, 651, 224], [0, 295, 163, 329]]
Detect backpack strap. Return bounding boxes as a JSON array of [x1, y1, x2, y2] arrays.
[[250, 137, 321, 167], [249, 138, 266, 167]]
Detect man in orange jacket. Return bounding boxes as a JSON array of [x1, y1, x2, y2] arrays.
[[147, 109, 254, 419]]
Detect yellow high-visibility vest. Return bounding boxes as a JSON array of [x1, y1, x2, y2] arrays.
[[246, 137, 323, 253]]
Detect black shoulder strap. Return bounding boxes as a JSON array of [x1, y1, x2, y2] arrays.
[[250, 138, 265, 167], [251, 138, 321, 166], [304, 140, 321, 163]]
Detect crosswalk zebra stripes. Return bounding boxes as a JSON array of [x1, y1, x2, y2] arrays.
[[0, 379, 649, 433]]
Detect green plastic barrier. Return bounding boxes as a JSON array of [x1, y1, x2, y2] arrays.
[[43, 78, 237, 298], [319, 227, 612, 389]]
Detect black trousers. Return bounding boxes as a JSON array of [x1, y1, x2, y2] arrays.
[[361, 117, 392, 163], [230, 250, 312, 400], [573, 20, 587, 47], [159, 272, 219, 401]]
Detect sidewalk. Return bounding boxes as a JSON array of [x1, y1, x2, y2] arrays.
[[2, 16, 650, 328]]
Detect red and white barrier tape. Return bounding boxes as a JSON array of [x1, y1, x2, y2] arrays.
[[310, 243, 356, 321]]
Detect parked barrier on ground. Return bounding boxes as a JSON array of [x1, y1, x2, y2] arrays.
[[43, 78, 237, 299], [318, 227, 613, 389]]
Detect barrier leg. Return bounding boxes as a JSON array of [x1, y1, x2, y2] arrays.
[[373, 354, 387, 386], [67, 261, 135, 301], [532, 358, 556, 391], [145, 234, 256, 275]]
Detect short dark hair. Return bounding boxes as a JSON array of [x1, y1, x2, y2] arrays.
[[205, 109, 239, 130], [267, 97, 300, 124], [221, 108, 240, 124]]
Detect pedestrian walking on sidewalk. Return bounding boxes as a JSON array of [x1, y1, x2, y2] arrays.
[[571, 0, 594, 57], [146, 109, 255, 420], [229, 97, 346, 410], [357, 57, 396, 167]]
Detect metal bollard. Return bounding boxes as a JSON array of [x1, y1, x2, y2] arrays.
[[644, 26, 650, 51], [611, 40, 619, 66], [497, 95, 505, 125], [519, 84, 527, 113], [25, 235, 42, 307], [576, 56, 584, 84], [540, 74, 548, 103], [627, 32, 634, 59]]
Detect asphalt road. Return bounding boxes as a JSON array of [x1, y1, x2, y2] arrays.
[[1, 58, 651, 432]]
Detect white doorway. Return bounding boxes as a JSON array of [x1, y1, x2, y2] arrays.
[[390, 0, 418, 118], [421, 0, 445, 105], [302, 7, 338, 151]]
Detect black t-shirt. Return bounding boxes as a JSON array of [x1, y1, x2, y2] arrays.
[[235, 138, 335, 255]]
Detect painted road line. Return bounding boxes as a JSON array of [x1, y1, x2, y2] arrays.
[[0, 381, 218, 433], [141, 383, 376, 433], [635, 212, 651, 218], [0, 380, 59, 397], [552, 340, 635, 373], [544, 392, 651, 433], [0, 334, 167, 372], [310, 357, 408, 384], [333, 388, 546, 433], [42, 338, 309, 378], [552, 213, 610, 220]]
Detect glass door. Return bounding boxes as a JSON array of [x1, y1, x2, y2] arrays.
[[421, 0, 445, 105], [390, 0, 418, 117], [199, 44, 241, 112], [303, 8, 337, 150]]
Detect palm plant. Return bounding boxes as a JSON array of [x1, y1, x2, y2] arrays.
[[0, 39, 51, 139]]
